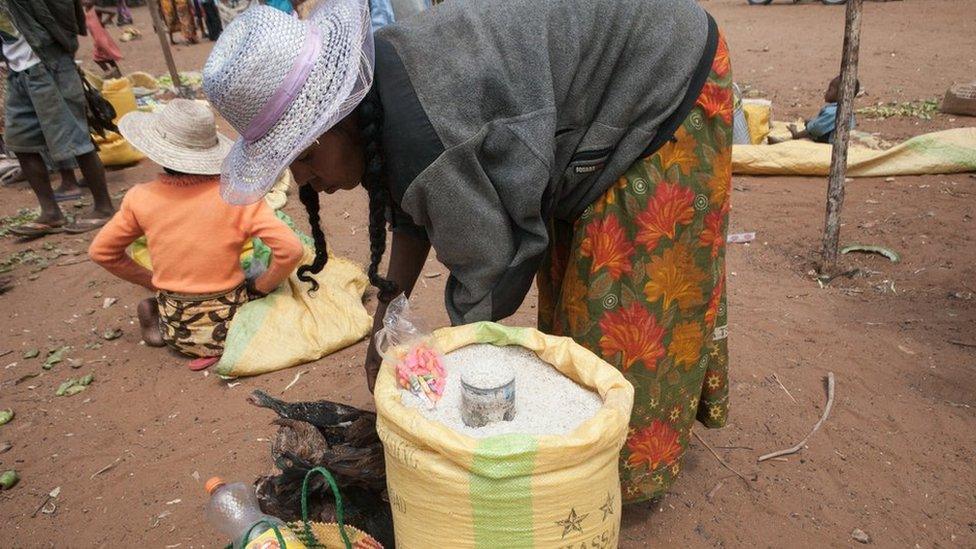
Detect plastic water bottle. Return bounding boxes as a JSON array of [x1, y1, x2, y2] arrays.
[[205, 477, 306, 549]]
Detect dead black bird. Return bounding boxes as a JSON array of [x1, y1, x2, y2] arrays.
[[249, 390, 394, 547]]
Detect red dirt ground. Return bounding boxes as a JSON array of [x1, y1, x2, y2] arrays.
[[1, 1, 974, 547]]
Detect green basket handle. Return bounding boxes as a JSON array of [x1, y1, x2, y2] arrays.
[[301, 466, 352, 549], [238, 518, 288, 548]]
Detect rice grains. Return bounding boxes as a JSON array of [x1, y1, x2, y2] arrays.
[[400, 344, 603, 438]]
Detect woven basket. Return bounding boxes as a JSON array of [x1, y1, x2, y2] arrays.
[[288, 520, 381, 549], [234, 467, 383, 549], [941, 82, 976, 117]]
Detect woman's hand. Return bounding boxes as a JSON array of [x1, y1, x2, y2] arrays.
[[364, 334, 383, 392], [362, 231, 431, 392]]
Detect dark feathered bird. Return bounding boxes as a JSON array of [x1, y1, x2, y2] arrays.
[[249, 390, 394, 548]]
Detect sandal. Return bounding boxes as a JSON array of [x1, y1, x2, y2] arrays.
[[54, 190, 83, 202], [64, 217, 109, 234], [10, 221, 66, 238], [189, 356, 220, 371]]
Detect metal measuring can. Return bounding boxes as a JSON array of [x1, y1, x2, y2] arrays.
[[460, 364, 516, 428]]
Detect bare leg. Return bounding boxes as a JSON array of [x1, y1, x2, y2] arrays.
[[53, 168, 81, 196], [18, 152, 65, 225], [138, 297, 165, 347], [75, 150, 115, 220], [107, 61, 122, 79]]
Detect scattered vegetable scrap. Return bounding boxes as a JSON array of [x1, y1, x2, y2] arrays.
[[102, 329, 124, 341], [840, 244, 900, 263], [22, 349, 39, 359], [0, 470, 18, 490], [55, 374, 94, 396], [43, 346, 69, 370], [0, 409, 13, 426]]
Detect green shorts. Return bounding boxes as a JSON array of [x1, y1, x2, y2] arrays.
[[4, 53, 94, 163]]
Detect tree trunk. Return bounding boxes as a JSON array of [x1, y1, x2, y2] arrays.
[[820, 0, 864, 275], [147, 0, 186, 96]]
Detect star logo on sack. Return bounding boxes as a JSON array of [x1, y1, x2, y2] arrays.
[[555, 508, 589, 539], [600, 493, 615, 521]]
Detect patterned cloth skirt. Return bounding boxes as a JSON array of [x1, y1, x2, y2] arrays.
[[538, 35, 733, 504], [157, 284, 248, 358]]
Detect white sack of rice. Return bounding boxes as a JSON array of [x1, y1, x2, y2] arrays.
[[401, 344, 603, 438]]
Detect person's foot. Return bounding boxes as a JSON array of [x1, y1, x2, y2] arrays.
[[137, 298, 165, 347]]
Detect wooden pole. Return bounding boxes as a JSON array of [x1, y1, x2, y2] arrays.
[[820, 0, 864, 275], [146, 0, 185, 96]]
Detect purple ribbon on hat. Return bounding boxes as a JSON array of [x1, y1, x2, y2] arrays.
[[241, 25, 322, 143]]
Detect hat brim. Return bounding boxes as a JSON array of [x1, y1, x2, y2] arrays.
[[218, 0, 373, 205], [119, 110, 233, 175]]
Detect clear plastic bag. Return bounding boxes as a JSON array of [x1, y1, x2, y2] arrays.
[[373, 295, 431, 361], [374, 295, 445, 406]]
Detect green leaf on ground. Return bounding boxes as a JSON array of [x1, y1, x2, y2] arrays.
[[43, 346, 69, 370]]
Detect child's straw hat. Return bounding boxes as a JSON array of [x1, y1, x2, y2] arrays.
[[118, 99, 232, 175], [202, 2, 373, 205]]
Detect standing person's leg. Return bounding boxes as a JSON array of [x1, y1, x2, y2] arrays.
[[52, 157, 83, 200], [176, 0, 198, 44], [117, 0, 133, 25], [4, 68, 67, 233], [18, 152, 65, 226], [24, 53, 115, 230]]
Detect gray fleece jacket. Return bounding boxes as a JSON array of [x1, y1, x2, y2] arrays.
[[376, 0, 715, 324]]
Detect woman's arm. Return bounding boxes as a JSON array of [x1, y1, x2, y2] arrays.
[[363, 230, 430, 391], [246, 202, 304, 295], [88, 197, 154, 290]]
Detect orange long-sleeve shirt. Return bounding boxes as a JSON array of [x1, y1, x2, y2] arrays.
[[89, 174, 304, 295]]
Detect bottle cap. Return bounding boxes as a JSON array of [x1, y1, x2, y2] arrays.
[[205, 476, 225, 495]]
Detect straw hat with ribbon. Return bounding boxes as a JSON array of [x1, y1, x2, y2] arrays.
[[118, 99, 232, 175], [203, 1, 374, 205]]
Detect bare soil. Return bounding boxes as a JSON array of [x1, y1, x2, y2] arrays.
[[1, 1, 974, 547]]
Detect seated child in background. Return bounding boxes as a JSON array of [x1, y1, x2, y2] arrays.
[[89, 99, 303, 369], [775, 75, 859, 144]]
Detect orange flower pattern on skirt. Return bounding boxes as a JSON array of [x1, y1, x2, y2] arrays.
[[580, 215, 635, 279], [635, 181, 696, 251], [538, 33, 732, 504], [599, 302, 666, 372], [626, 420, 683, 470]]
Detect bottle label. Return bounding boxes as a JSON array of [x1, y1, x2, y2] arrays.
[[245, 527, 307, 549]]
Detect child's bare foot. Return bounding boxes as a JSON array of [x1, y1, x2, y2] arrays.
[[137, 298, 165, 347]]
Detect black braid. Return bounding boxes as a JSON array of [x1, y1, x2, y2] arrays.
[[357, 91, 400, 302], [297, 183, 326, 293]]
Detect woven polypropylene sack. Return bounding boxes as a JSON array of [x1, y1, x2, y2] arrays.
[[742, 99, 772, 144], [100, 77, 138, 123], [375, 322, 634, 548], [95, 131, 144, 166]]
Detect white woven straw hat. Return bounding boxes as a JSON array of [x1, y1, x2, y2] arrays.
[[203, 2, 374, 205], [118, 99, 233, 175]]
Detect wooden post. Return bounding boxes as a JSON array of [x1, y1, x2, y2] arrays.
[[820, 0, 864, 275], [146, 0, 186, 96]]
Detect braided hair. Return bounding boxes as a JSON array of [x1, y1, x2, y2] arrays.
[[357, 90, 400, 302], [297, 90, 399, 301], [297, 183, 327, 293]]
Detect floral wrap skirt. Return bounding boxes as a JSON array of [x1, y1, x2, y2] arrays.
[[538, 36, 733, 504]]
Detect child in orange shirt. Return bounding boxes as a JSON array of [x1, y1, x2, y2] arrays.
[[89, 99, 303, 369]]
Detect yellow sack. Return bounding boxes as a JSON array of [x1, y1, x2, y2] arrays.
[[375, 322, 635, 549], [126, 71, 159, 94], [100, 77, 138, 123], [215, 249, 372, 377], [129, 235, 371, 377], [95, 131, 144, 166], [733, 126, 976, 177], [742, 99, 772, 144]]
